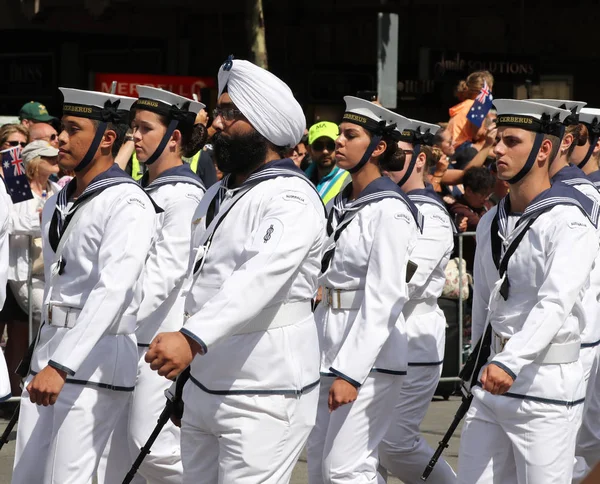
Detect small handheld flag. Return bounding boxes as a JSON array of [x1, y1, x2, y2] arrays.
[[467, 80, 493, 128], [1, 147, 33, 204]]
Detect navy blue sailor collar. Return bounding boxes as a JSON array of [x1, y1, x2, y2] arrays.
[[221, 157, 310, 190], [551, 163, 595, 188], [140, 162, 206, 191], [407, 183, 455, 233], [333, 176, 423, 232], [587, 169, 600, 188], [498, 182, 600, 233]]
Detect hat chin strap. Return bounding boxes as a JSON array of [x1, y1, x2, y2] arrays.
[[143, 119, 180, 166], [347, 135, 382, 174], [74, 122, 108, 173], [577, 135, 599, 170], [396, 144, 421, 188], [507, 133, 545, 184]]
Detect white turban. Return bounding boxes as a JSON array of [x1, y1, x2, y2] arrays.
[[218, 58, 305, 148]]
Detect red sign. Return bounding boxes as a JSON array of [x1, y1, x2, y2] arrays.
[[94, 73, 216, 101]]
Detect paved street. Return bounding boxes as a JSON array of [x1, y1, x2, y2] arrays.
[[0, 396, 462, 483]]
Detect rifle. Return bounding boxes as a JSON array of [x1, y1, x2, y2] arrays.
[[122, 366, 190, 484], [420, 324, 492, 481], [0, 340, 36, 452]]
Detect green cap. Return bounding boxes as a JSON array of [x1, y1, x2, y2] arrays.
[[18, 101, 56, 122], [308, 121, 339, 145]]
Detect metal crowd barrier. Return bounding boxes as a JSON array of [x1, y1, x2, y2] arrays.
[[438, 230, 476, 383]]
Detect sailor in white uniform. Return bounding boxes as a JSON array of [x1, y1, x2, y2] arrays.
[[12, 88, 157, 484], [573, 107, 600, 481], [457, 99, 600, 484], [144, 56, 327, 484], [306, 97, 422, 483], [98, 86, 206, 483], [0, 180, 12, 402], [378, 117, 457, 484], [533, 100, 600, 483]]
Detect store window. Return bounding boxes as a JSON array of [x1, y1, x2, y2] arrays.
[[514, 75, 574, 100]]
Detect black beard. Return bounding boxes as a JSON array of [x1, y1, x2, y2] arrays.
[[213, 130, 269, 176]]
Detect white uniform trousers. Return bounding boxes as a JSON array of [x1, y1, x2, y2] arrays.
[[97, 347, 183, 484], [379, 365, 457, 484], [458, 386, 583, 484], [573, 345, 600, 483], [307, 373, 404, 484], [180, 378, 318, 484], [12, 377, 130, 484]]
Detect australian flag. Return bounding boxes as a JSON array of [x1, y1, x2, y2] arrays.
[[467, 80, 493, 128], [1, 147, 33, 204]]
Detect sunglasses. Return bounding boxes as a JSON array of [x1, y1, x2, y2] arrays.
[[44, 134, 58, 141], [212, 107, 244, 122], [7, 141, 26, 148], [311, 140, 335, 152]]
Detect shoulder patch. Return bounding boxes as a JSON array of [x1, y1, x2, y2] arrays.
[[568, 220, 589, 230], [282, 192, 307, 205], [127, 196, 146, 209], [394, 212, 411, 224], [185, 192, 202, 203]]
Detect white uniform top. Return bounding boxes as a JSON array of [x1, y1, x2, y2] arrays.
[[318, 177, 420, 387], [0, 181, 9, 308], [181, 160, 326, 394], [7, 181, 60, 281], [136, 164, 205, 346], [405, 187, 455, 363], [552, 164, 600, 347], [0, 181, 11, 400], [33, 165, 157, 390], [472, 186, 599, 404]]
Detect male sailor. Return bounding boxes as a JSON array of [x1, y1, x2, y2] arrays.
[[532, 99, 600, 483], [99, 86, 206, 483], [457, 99, 600, 484], [379, 117, 457, 484], [145, 57, 327, 483], [12, 88, 157, 484]]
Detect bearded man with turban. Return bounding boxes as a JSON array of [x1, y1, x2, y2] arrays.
[[145, 56, 327, 483]]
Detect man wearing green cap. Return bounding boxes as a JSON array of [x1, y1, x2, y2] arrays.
[[18, 101, 57, 128], [304, 121, 350, 205]]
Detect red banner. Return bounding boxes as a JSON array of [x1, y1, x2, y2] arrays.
[[94, 73, 216, 101]]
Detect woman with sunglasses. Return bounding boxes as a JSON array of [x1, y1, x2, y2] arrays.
[[0, 124, 28, 153], [307, 96, 422, 483]]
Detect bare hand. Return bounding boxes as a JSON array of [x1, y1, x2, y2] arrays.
[[484, 123, 498, 148], [195, 109, 209, 127], [458, 216, 468, 232], [27, 366, 67, 406], [328, 377, 358, 412], [481, 363, 514, 395], [145, 331, 202, 380]]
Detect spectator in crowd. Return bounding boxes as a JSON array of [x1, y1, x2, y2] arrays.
[[289, 133, 309, 169], [0, 140, 60, 397], [29, 122, 59, 149], [447, 166, 495, 271], [448, 71, 494, 153], [18, 101, 57, 129], [0, 125, 28, 153], [304, 121, 349, 205]]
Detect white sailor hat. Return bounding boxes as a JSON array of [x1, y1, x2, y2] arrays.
[[579, 107, 600, 126], [529, 99, 586, 114], [405, 119, 441, 146], [134, 86, 205, 128], [342, 96, 399, 135], [493, 99, 570, 137], [59, 88, 136, 124]]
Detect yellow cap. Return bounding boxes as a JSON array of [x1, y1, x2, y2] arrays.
[[308, 121, 339, 145]]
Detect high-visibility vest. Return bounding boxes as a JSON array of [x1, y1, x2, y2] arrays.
[[183, 152, 201, 174], [321, 170, 350, 206]]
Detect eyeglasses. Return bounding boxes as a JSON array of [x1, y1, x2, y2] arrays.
[[7, 141, 26, 148], [43, 134, 58, 142], [212, 107, 244, 122], [311, 140, 335, 152]]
